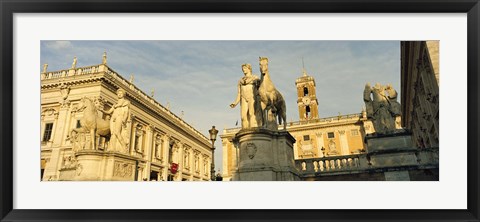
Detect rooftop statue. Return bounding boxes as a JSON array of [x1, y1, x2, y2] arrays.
[[102, 51, 107, 65], [363, 83, 401, 134], [71, 56, 77, 69]]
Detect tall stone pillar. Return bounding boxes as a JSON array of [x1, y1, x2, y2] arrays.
[[176, 142, 184, 181], [161, 135, 170, 181], [42, 148, 62, 180], [142, 125, 154, 180], [315, 132, 325, 157], [232, 128, 300, 181], [339, 130, 350, 155]]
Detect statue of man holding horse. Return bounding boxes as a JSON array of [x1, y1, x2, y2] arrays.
[[230, 63, 263, 128], [258, 57, 287, 130], [102, 88, 131, 152]]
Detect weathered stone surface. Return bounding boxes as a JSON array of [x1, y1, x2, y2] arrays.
[[232, 128, 299, 181], [63, 150, 138, 181], [365, 132, 413, 152], [384, 170, 410, 181], [363, 83, 401, 134], [369, 153, 418, 167]]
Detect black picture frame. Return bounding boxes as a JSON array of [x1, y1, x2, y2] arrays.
[[1, 0, 479, 221]]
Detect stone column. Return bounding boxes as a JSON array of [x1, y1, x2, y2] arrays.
[[42, 148, 62, 181], [176, 142, 184, 181], [51, 110, 63, 147], [60, 104, 73, 147], [222, 139, 230, 178], [142, 125, 154, 180], [315, 132, 325, 157], [129, 123, 137, 156], [161, 135, 170, 181], [293, 137, 300, 159], [338, 130, 350, 155]]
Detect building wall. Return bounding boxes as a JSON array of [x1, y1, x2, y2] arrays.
[[401, 41, 439, 148], [41, 63, 212, 181]]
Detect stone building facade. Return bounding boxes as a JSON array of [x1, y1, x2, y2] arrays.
[[221, 70, 378, 181], [401, 41, 439, 148], [40, 57, 212, 181]]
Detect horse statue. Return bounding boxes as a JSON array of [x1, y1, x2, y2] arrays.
[[258, 57, 287, 130], [71, 97, 110, 150]]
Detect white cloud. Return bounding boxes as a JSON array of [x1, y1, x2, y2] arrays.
[[44, 40, 72, 50]]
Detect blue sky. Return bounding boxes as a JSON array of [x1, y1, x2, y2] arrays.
[[41, 40, 401, 173]]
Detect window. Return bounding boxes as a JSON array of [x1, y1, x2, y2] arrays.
[[149, 171, 158, 181], [135, 134, 141, 151], [42, 123, 53, 142], [303, 135, 310, 141], [303, 87, 309, 96], [327, 132, 335, 139], [76, 120, 81, 128], [304, 105, 311, 119], [351, 129, 359, 136]]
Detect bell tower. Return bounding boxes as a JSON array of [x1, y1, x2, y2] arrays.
[[295, 67, 319, 121]]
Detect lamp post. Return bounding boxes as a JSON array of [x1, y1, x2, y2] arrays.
[[321, 146, 326, 157], [208, 126, 218, 181]]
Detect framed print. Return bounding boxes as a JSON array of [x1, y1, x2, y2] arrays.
[[1, 0, 479, 221]]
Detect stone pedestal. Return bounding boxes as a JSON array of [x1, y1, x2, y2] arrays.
[[365, 131, 417, 181], [58, 150, 140, 181], [232, 128, 300, 181], [365, 130, 413, 152]]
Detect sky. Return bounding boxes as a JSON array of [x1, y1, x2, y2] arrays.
[[41, 40, 401, 174]]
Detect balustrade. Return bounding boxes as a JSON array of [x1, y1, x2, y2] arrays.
[[43, 65, 103, 80], [297, 154, 365, 174]]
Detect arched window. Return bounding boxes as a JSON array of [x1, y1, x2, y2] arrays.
[[303, 87, 309, 96], [305, 105, 311, 118]]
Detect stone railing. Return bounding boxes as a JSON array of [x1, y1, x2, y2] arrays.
[[296, 147, 439, 176], [42, 64, 103, 80], [223, 127, 241, 134], [296, 154, 368, 175], [289, 113, 363, 127], [222, 113, 363, 134]]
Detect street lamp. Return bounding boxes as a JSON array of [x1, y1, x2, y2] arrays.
[[208, 126, 218, 181], [321, 146, 326, 157]]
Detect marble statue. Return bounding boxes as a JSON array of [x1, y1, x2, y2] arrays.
[[129, 74, 134, 84], [258, 57, 287, 130], [230, 63, 263, 128], [71, 56, 77, 69], [363, 83, 401, 134], [102, 51, 107, 64], [71, 97, 111, 151], [102, 88, 131, 152], [385, 84, 402, 116], [42, 64, 48, 73]]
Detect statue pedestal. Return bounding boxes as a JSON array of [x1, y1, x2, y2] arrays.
[[232, 128, 300, 181], [364, 131, 417, 181], [58, 150, 140, 181]]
